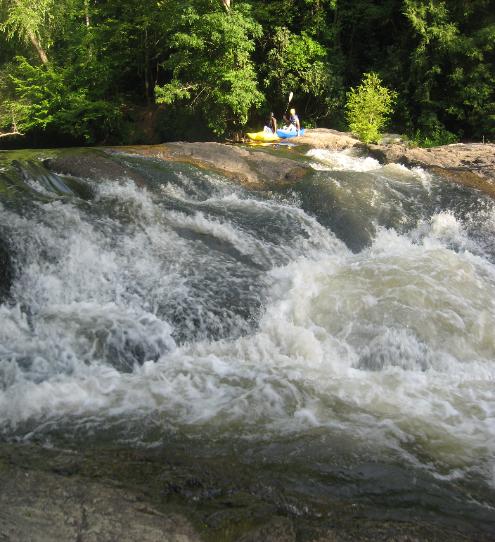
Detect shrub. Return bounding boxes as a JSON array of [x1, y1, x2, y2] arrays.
[[408, 115, 459, 148], [345, 72, 397, 144], [410, 127, 459, 148], [1, 57, 122, 143]]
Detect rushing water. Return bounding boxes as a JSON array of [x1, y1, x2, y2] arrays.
[[0, 146, 494, 534]]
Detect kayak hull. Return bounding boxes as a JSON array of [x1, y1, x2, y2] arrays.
[[246, 131, 280, 142], [276, 128, 305, 139]]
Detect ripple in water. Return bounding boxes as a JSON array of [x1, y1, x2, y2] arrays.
[[0, 150, 494, 532]]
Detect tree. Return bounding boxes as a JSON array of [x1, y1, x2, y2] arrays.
[[264, 27, 343, 122], [345, 72, 397, 143], [155, 1, 263, 135], [0, 0, 493, 145], [0, 0, 55, 63], [1, 56, 122, 143], [403, 0, 495, 141]]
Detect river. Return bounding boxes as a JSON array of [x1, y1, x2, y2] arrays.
[[0, 145, 494, 537]]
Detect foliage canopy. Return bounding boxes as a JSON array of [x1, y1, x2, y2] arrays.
[[0, 0, 494, 145], [155, 2, 263, 135]]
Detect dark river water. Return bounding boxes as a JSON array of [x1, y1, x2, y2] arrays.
[[0, 146, 494, 536]]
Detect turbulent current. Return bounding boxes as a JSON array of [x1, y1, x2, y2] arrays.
[[0, 146, 494, 534]]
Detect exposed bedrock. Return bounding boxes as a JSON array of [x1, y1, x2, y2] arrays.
[[42, 136, 495, 198], [0, 444, 490, 542], [365, 142, 495, 196], [44, 148, 148, 187], [115, 142, 310, 187], [297, 128, 360, 150], [291, 128, 495, 197]]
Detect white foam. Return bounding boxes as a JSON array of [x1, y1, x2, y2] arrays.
[[307, 148, 381, 172], [3, 223, 494, 476], [1, 170, 495, 485], [166, 210, 255, 255]]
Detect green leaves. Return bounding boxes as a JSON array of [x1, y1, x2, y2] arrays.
[[0, 0, 53, 42], [345, 72, 397, 144], [264, 27, 344, 122], [1, 57, 122, 142], [403, 0, 495, 140], [0, 0, 493, 144], [155, 1, 263, 135]]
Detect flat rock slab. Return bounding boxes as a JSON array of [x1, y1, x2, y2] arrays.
[[1, 444, 491, 542], [297, 128, 360, 150], [366, 142, 495, 196], [0, 464, 200, 542], [44, 148, 148, 187], [117, 142, 310, 188]]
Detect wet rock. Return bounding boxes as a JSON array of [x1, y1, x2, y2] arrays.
[[44, 149, 148, 187], [113, 142, 310, 188], [238, 517, 296, 542], [366, 142, 495, 197], [0, 444, 491, 542], [0, 450, 200, 542], [379, 133, 403, 145], [275, 128, 495, 197], [43, 134, 495, 198], [0, 234, 13, 302], [297, 128, 360, 150]]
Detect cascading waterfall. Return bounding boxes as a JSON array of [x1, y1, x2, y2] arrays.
[[0, 147, 494, 531]]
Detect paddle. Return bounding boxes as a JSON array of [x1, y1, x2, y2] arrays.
[[284, 91, 294, 115]]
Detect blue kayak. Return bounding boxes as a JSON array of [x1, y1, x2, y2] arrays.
[[276, 128, 305, 139]]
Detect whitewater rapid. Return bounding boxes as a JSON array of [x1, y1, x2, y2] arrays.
[[0, 149, 494, 493]]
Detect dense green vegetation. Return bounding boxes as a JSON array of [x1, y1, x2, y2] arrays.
[[0, 0, 494, 146], [346, 72, 397, 143]]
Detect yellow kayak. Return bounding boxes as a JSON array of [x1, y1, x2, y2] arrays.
[[246, 131, 280, 142]]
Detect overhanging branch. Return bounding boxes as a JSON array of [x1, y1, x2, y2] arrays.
[[0, 130, 23, 138]]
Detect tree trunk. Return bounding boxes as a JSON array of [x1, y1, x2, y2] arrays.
[[221, 0, 231, 11], [144, 27, 151, 104], [84, 0, 90, 27], [27, 30, 49, 64]]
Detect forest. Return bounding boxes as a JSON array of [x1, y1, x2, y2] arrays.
[[0, 0, 494, 147]]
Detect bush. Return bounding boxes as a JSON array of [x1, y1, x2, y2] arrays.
[[410, 128, 459, 148], [1, 57, 122, 143], [407, 115, 459, 148], [345, 72, 397, 144]]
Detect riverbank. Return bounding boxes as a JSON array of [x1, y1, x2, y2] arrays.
[[364, 140, 495, 198], [107, 129, 495, 197], [6, 128, 494, 195], [296, 129, 495, 197], [1, 443, 492, 542]]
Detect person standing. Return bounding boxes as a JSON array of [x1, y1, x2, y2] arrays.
[[265, 112, 277, 133], [263, 113, 277, 134]]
